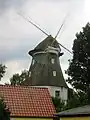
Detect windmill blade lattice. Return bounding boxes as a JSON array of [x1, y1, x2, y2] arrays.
[[17, 12, 72, 54], [18, 12, 49, 36]]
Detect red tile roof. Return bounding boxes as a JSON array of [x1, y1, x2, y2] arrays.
[[0, 85, 56, 117]]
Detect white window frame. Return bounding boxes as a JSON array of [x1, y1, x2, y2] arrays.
[[55, 90, 60, 98], [51, 58, 55, 64], [53, 71, 56, 76]]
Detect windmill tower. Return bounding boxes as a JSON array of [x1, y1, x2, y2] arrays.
[[18, 13, 72, 103], [28, 35, 68, 103]]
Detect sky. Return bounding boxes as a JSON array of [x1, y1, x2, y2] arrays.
[[0, 0, 90, 84]]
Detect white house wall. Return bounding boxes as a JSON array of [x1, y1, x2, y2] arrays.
[[31, 86, 68, 101], [48, 86, 68, 101]]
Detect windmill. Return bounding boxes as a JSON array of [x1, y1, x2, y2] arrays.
[[18, 12, 72, 102]]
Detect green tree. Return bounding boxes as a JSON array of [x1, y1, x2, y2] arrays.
[[66, 88, 80, 109], [52, 97, 65, 112], [10, 70, 29, 85], [66, 88, 87, 109], [0, 64, 6, 80], [0, 97, 10, 120], [52, 88, 87, 112], [66, 23, 90, 104]]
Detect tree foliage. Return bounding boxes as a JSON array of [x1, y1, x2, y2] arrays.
[[66, 23, 90, 104], [52, 88, 87, 112], [0, 97, 10, 120], [52, 97, 66, 112], [10, 70, 29, 85], [0, 64, 6, 80], [65, 88, 87, 109]]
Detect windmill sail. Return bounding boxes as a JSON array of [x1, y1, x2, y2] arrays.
[[18, 12, 72, 54], [18, 12, 49, 36]]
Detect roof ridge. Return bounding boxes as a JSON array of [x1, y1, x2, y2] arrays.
[[0, 84, 49, 89]]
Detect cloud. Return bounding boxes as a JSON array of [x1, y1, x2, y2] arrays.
[[0, 0, 26, 14]]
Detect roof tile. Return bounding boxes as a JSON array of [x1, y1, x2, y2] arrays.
[[0, 85, 55, 117]]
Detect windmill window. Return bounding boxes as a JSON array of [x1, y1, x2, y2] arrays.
[[53, 71, 56, 76], [51, 58, 55, 64], [55, 90, 60, 98]]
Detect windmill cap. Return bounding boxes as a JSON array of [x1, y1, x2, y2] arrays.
[[28, 35, 62, 56]]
